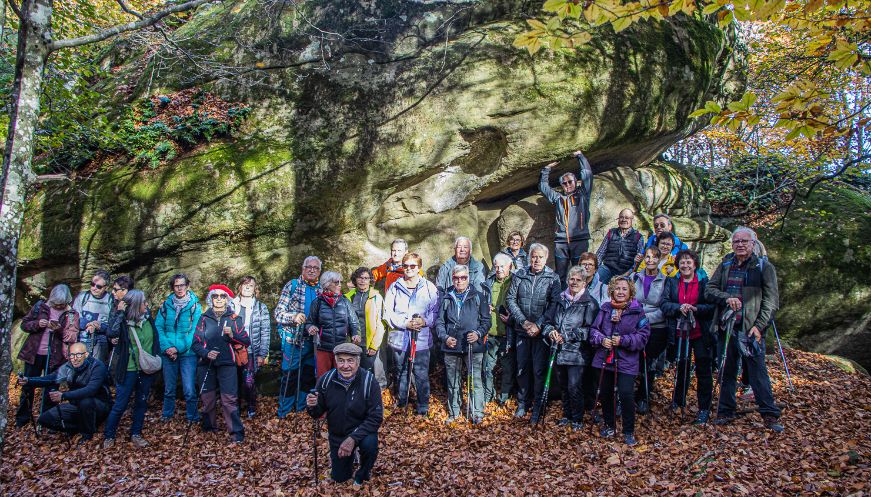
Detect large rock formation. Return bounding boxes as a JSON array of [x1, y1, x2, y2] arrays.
[[16, 1, 741, 310]]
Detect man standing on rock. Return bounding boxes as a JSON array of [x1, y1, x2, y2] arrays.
[[539, 150, 593, 287], [706, 227, 783, 432], [275, 256, 322, 417]]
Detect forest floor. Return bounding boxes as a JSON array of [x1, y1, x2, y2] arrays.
[[2, 348, 870, 496]]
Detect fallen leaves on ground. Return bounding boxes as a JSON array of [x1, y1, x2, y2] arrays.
[[3, 348, 870, 496]]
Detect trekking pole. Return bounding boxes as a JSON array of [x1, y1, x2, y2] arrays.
[[770, 319, 794, 393], [184, 359, 212, 446], [37, 329, 54, 435], [310, 388, 319, 485], [588, 349, 613, 435], [295, 325, 306, 412], [709, 309, 737, 426], [17, 371, 40, 439], [466, 341, 473, 422], [680, 315, 693, 419], [278, 329, 296, 413], [671, 325, 683, 411], [405, 317, 421, 411], [537, 338, 558, 426]]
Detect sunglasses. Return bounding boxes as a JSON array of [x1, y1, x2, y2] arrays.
[[70, 352, 87, 359], [560, 181, 575, 185], [90, 282, 106, 289], [402, 264, 419, 269], [212, 293, 228, 300]]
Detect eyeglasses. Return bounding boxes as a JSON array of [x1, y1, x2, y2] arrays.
[[112, 287, 124, 292], [212, 293, 228, 300], [403, 264, 419, 269], [90, 281, 106, 289], [303, 265, 320, 271], [70, 352, 87, 359], [654, 223, 669, 229], [173, 284, 188, 289], [732, 239, 753, 245], [452, 275, 469, 281], [580, 262, 595, 267]]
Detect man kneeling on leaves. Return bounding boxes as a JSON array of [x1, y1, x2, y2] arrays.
[[18, 342, 111, 443], [307, 342, 383, 485]]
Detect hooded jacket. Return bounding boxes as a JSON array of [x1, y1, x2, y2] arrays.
[[631, 269, 668, 328], [434, 287, 490, 354], [436, 256, 487, 295], [705, 253, 779, 335], [384, 277, 439, 352], [306, 294, 361, 352], [589, 300, 651, 375], [538, 154, 593, 243]]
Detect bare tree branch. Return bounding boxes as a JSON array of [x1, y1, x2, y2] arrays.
[[49, 0, 212, 51], [115, 0, 143, 19]]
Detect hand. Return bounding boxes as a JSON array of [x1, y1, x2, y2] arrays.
[[166, 347, 178, 356], [16, 376, 27, 386], [572, 150, 584, 157], [612, 335, 622, 347], [489, 305, 495, 313], [726, 298, 742, 312], [526, 323, 540, 337], [167, 352, 177, 361], [465, 332, 478, 344], [680, 304, 697, 316], [306, 391, 319, 407], [293, 313, 306, 326], [117, 301, 128, 311], [38, 319, 49, 329], [602, 338, 613, 350], [88, 320, 101, 330], [351, 335, 361, 345], [748, 326, 762, 343], [307, 326, 318, 336], [634, 253, 644, 263], [545, 161, 559, 170], [49, 391, 63, 403], [445, 337, 458, 348], [367, 348, 377, 357], [549, 331, 562, 344], [207, 350, 219, 360], [257, 357, 266, 366], [48, 321, 61, 331], [111, 338, 119, 345], [223, 326, 232, 337], [338, 437, 356, 458]]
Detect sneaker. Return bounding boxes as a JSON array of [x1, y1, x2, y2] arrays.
[[556, 417, 570, 427], [571, 421, 584, 431], [247, 409, 256, 419], [636, 400, 649, 415], [624, 433, 637, 446], [762, 416, 784, 433], [692, 410, 710, 425], [131, 435, 148, 448], [714, 415, 735, 426], [599, 426, 615, 438], [514, 406, 527, 418], [353, 479, 364, 488]]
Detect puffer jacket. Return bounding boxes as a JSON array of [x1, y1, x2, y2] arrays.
[[661, 275, 715, 344], [19, 301, 80, 369], [191, 309, 249, 367], [233, 297, 271, 363], [631, 270, 667, 328], [543, 289, 599, 366], [434, 287, 490, 354], [154, 291, 202, 357], [306, 294, 360, 352], [499, 247, 529, 272], [589, 300, 651, 375], [505, 266, 561, 337]]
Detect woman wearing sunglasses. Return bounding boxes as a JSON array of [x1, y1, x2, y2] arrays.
[[192, 284, 250, 443]]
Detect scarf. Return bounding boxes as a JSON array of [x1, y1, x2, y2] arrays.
[[336, 371, 357, 388], [171, 293, 191, 312], [321, 291, 339, 308], [609, 299, 629, 322], [561, 287, 586, 303], [678, 275, 701, 339]]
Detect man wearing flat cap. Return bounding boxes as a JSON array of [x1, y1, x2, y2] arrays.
[[307, 342, 384, 485]]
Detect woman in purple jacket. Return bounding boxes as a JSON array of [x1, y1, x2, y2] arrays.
[[589, 276, 651, 445]]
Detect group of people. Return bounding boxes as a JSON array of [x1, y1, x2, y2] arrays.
[[14, 150, 785, 484]]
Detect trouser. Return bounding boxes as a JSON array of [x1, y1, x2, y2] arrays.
[[278, 341, 316, 417], [444, 352, 485, 419], [316, 349, 337, 378], [717, 334, 780, 419], [16, 355, 55, 425], [554, 239, 590, 287], [199, 364, 244, 436], [515, 335, 548, 413], [360, 350, 376, 373], [329, 433, 378, 483], [393, 348, 430, 414], [161, 354, 199, 421], [598, 368, 637, 435], [636, 326, 669, 402], [91, 341, 109, 365], [373, 344, 390, 388], [38, 397, 109, 435], [594, 265, 629, 286], [237, 361, 258, 414], [557, 364, 586, 422], [674, 337, 713, 410], [483, 335, 515, 403], [582, 363, 598, 415], [104, 370, 156, 439]]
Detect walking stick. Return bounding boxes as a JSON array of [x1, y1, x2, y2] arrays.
[[680, 316, 693, 419], [709, 308, 737, 426], [295, 325, 307, 412], [466, 342, 474, 422], [311, 388, 319, 485], [405, 319, 420, 411], [671, 329, 683, 410], [770, 319, 794, 393], [537, 339, 558, 425], [184, 359, 211, 446]]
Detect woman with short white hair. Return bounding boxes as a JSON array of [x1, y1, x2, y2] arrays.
[[306, 271, 361, 377]]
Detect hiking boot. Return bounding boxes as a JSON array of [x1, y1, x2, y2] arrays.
[[529, 413, 541, 425], [471, 417, 483, 425], [131, 435, 149, 449], [514, 406, 527, 418], [636, 400, 649, 415], [599, 426, 615, 438], [692, 410, 710, 425], [159, 416, 172, 423], [77, 434, 93, 446], [714, 415, 735, 426], [102, 438, 115, 449], [233, 433, 245, 444], [444, 417, 457, 425], [15, 418, 29, 428], [556, 417, 570, 427], [571, 421, 584, 432], [763, 416, 784, 433], [623, 433, 637, 446], [669, 402, 680, 414]]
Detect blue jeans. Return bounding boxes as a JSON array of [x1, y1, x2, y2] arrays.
[[596, 266, 615, 286], [104, 370, 156, 439], [161, 354, 199, 421], [277, 340, 316, 417]]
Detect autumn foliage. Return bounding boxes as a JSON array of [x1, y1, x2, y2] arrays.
[[3, 349, 869, 496]]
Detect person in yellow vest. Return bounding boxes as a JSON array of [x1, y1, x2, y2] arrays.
[[344, 267, 386, 375]]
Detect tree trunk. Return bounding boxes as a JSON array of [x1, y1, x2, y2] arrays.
[[0, 0, 52, 454]]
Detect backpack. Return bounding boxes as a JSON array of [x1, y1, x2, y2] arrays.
[[320, 368, 375, 402]]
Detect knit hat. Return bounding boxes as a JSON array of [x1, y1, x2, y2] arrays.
[[206, 284, 236, 310], [333, 342, 363, 357]]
